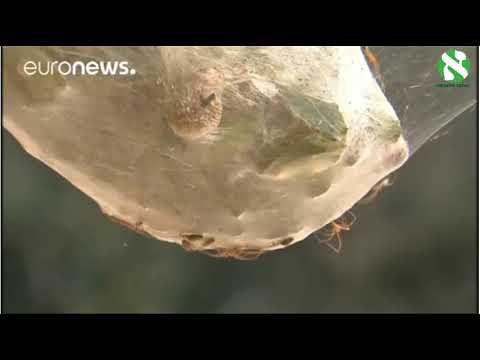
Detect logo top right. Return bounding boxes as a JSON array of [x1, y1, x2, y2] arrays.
[[437, 49, 471, 86]]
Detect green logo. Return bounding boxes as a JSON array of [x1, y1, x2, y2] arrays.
[[437, 49, 471, 86]]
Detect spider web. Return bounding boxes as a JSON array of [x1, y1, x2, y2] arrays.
[[6, 46, 464, 256], [369, 46, 477, 154]]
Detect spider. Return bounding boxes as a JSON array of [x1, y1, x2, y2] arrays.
[[362, 46, 385, 92], [359, 176, 394, 204], [316, 211, 357, 254]]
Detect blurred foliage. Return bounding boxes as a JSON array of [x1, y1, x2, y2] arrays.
[[2, 110, 477, 313]]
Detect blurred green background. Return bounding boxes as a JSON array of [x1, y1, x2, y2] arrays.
[[2, 110, 477, 313]]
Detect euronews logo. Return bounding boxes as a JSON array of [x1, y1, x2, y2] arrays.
[[22, 60, 137, 77], [436, 49, 471, 87]]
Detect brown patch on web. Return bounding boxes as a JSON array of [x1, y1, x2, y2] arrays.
[[181, 233, 216, 251], [104, 212, 152, 238], [167, 68, 225, 140], [201, 246, 265, 261]]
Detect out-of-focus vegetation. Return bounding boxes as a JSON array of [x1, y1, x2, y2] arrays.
[[3, 110, 477, 313]]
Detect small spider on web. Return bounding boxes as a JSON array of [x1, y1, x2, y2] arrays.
[[315, 211, 357, 254], [362, 46, 386, 93], [358, 176, 395, 205]]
